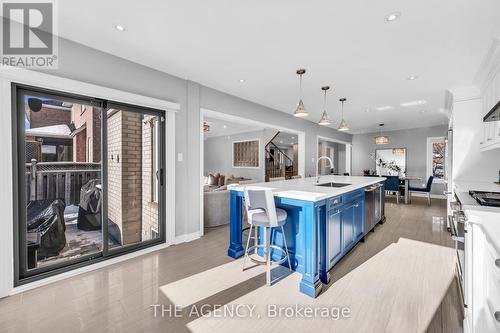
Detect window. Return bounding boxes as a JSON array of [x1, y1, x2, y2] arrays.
[[427, 137, 445, 182], [232, 139, 259, 168]]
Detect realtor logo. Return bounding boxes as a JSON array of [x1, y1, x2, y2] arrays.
[[1, 0, 58, 68]]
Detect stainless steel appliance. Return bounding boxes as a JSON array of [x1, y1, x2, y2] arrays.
[[469, 190, 500, 207], [364, 182, 385, 236], [450, 198, 466, 304]]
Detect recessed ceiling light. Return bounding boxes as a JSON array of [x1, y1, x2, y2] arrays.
[[113, 24, 126, 31], [239, 79, 245, 83], [291, 136, 295, 139], [385, 11, 402, 22], [407, 75, 418, 80], [375, 106, 394, 111], [279, 140, 283, 144], [401, 100, 427, 107], [223, 125, 227, 128]]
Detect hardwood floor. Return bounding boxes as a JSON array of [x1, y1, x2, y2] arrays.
[[0, 197, 462, 333]]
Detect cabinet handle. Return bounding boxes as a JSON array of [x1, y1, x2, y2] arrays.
[[443, 191, 452, 195], [495, 311, 500, 323]]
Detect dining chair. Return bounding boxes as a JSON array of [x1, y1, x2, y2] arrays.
[[409, 176, 434, 205], [384, 175, 401, 204]]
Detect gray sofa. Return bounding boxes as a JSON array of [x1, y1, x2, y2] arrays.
[[204, 178, 257, 227]]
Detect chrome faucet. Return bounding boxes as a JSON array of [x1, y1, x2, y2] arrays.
[[316, 156, 333, 183]]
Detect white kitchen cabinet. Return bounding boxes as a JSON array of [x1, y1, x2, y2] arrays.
[[465, 218, 500, 332], [479, 47, 500, 151]]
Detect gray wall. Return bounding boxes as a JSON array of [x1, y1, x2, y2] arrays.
[[200, 87, 352, 178], [41, 37, 352, 238], [204, 131, 265, 182], [352, 125, 448, 195]]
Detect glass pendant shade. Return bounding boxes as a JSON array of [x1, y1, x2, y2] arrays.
[[318, 110, 331, 125], [337, 98, 349, 131], [374, 135, 389, 145], [294, 99, 308, 117], [338, 119, 349, 131]]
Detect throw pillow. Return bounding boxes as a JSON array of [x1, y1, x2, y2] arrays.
[[218, 175, 225, 187], [207, 174, 217, 186]]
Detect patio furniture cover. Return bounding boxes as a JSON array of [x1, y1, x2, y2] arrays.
[[27, 199, 66, 259], [77, 179, 102, 231]]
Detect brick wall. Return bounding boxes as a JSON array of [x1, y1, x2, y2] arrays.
[[107, 111, 144, 245], [73, 129, 87, 162], [107, 111, 122, 240], [71, 104, 101, 162], [141, 115, 159, 241], [26, 104, 71, 129]]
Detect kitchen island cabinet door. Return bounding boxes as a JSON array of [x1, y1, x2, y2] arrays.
[[328, 206, 342, 269], [343, 203, 355, 251]]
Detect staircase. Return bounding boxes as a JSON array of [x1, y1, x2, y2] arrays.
[[265, 131, 294, 181]]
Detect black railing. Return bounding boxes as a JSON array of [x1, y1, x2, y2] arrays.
[[265, 139, 294, 181]]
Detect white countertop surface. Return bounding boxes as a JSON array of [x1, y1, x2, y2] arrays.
[[230, 175, 385, 202], [454, 180, 500, 193]]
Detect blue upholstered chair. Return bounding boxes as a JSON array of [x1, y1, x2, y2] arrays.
[[384, 175, 401, 204], [409, 176, 434, 205]]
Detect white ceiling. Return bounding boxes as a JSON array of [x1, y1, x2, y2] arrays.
[[57, 1, 500, 133]]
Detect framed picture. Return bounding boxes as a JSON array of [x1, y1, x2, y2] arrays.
[[375, 148, 407, 176]]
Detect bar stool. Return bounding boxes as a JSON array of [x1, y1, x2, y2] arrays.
[[242, 187, 292, 286]]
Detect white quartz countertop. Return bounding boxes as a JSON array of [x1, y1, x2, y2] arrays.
[[454, 180, 500, 193], [230, 175, 386, 202]]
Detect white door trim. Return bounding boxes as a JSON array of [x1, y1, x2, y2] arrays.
[[199, 108, 306, 232], [316, 135, 352, 175]]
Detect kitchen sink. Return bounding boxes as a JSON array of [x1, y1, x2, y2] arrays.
[[315, 182, 351, 188]]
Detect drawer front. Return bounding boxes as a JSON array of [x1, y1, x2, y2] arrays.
[[329, 195, 342, 207], [343, 189, 364, 204]]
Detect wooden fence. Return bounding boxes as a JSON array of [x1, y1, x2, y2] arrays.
[[26, 160, 101, 206]]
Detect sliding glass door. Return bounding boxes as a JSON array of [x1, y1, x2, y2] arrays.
[[13, 84, 165, 284]]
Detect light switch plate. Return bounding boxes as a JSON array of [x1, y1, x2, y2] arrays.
[[177, 153, 183, 162]]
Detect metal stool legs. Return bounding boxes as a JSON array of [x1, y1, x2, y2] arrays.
[[242, 224, 292, 286]]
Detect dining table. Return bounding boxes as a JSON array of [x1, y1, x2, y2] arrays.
[[399, 176, 422, 204]]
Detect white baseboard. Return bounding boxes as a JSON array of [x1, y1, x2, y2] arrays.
[[175, 231, 201, 244], [9, 242, 170, 296], [410, 192, 446, 199]]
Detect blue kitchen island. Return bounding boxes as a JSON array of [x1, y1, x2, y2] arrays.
[[227, 175, 385, 298]]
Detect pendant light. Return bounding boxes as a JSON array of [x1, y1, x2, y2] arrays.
[[203, 122, 210, 133], [318, 86, 331, 125], [337, 98, 349, 131], [374, 123, 389, 144], [293, 69, 308, 117]]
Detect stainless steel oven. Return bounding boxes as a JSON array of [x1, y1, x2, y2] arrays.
[[450, 198, 465, 302]]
